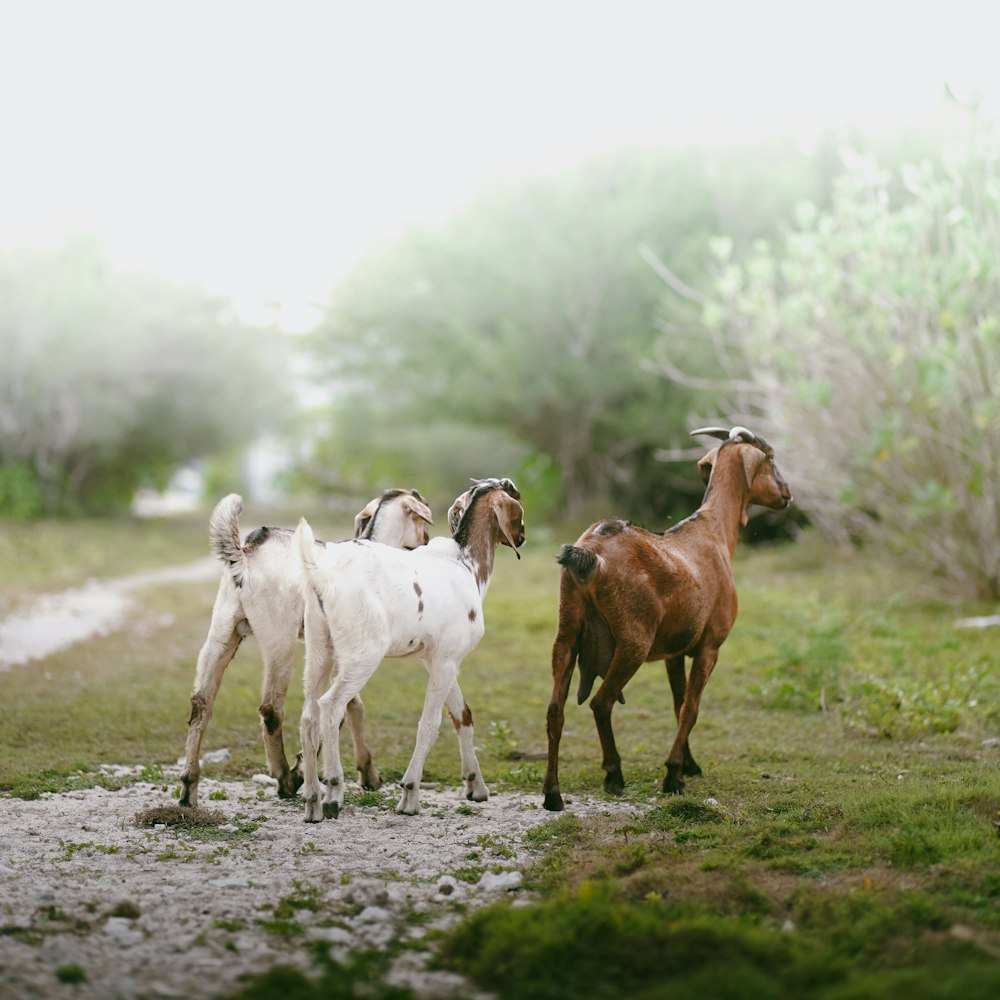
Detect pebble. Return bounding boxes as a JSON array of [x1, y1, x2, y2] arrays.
[[476, 870, 523, 893], [346, 879, 389, 907], [357, 905, 394, 925], [104, 917, 145, 946]]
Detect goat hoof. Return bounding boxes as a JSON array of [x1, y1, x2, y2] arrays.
[[663, 762, 686, 795], [323, 801, 341, 820], [603, 772, 625, 796], [358, 765, 382, 791], [683, 760, 702, 778], [277, 776, 300, 799], [542, 791, 565, 812]]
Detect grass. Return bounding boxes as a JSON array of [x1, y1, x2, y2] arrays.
[[1, 514, 998, 997]]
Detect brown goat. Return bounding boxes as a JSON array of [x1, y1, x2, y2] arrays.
[[542, 426, 792, 810]]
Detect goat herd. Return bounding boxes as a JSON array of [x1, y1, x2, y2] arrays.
[[178, 426, 792, 821]]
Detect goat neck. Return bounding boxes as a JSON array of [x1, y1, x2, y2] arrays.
[[695, 443, 755, 557], [453, 488, 524, 598], [457, 508, 501, 598]]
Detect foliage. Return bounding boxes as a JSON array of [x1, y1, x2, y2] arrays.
[[686, 115, 1000, 598], [0, 237, 291, 516], [305, 143, 833, 520]]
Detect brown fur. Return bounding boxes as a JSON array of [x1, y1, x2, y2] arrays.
[[543, 433, 791, 810]]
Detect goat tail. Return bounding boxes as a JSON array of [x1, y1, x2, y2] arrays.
[[209, 493, 246, 587], [293, 516, 321, 599], [556, 544, 600, 582]]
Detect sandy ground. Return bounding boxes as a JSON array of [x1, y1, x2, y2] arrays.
[[0, 766, 632, 1000]]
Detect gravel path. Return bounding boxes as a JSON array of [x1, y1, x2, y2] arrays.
[[0, 767, 629, 1000]]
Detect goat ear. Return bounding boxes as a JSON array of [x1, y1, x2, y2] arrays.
[[493, 495, 524, 558], [698, 447, 719, 486], [402, 494, 434, 525], [353, 497, 380, 538], [739, 448, 766, 525], [741, 447, 765, 489]]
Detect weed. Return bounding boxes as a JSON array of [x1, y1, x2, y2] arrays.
[[54, 964, 87, 984], [133, 805, 227, 829], [453, 865, 486, 884], [476, 833, 517, 859], [58, 841, 119, 861], [220, 948, 413, 999], [209, 789, 229, 801], [272, 881, 322, 919]]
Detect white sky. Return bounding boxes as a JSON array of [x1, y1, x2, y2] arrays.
[[2, 1, 999, 330]]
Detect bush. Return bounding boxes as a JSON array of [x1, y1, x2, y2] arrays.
[[687, 114, 1000, 599]]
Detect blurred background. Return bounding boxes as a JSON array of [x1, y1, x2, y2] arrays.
[[1, 0, 998, 599]]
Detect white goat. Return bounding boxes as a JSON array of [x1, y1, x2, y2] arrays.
[[295, 478, 525, 820], [179, 488, 434, 807]]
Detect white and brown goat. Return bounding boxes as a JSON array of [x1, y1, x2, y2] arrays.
[[542, 427, 792, 810], [179, 488, 433, 807], [295, 478, 525, 820]]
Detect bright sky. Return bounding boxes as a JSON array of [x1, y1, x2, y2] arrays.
[[2, 1, 998, 330]]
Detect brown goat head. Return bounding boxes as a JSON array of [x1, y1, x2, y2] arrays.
[[693, 426, 791, 523]]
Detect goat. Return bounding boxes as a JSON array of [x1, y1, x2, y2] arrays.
[[179, 488, 433, 807], [295, 477, 525, 820], [542, 427, 792, 810]]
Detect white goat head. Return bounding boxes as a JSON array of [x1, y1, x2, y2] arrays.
[[355, 488, 433, 549]]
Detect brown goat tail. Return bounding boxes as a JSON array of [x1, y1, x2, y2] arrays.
[[557, 544, 599, 581], [209, 493, 246, 588]]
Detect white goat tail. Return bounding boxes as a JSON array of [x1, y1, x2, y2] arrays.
[[294, 517, 318, 577], [209, 493, 245, 587]]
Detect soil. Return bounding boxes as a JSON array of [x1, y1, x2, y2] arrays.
[[0, 768, 630, 1000]]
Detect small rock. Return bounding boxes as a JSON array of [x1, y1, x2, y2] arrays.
[[252, 774, 278, 787], [982, 737, 1000, 748], [105, 917, 144, 946], [202, 749, 231, 765], [357, 905, 394, 925], [436, 876, 458, 897], [476, 870, 523, 893], [218, 824, 238, 833], [703, 797, 719, 806], [955, 614, 1000, 629], [307, 925, 354, 945], [346, 879, 389, 908], [781, 919, 796, 932]]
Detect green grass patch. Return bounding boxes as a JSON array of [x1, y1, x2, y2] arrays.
[[2, 518, 999, 996], [438, 883, 1000, 1000]]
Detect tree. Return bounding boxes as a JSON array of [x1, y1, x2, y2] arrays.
[[0, 237, 291, 516], [308, 145, 815, 520], [667, 118, 1000, 598]]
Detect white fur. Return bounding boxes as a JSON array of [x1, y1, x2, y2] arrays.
[[295, 482, 524, 819], [179, 490, 433, 807]]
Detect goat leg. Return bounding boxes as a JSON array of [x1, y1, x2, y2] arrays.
[[446, 683, 488, 803], [256, 636, 300, 798], [666, 657, 702, 777], [344, 695, 382, 791], [180, 620, 243, 807], [663, 645, 718, 794], [543, 633, 576, 811]]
